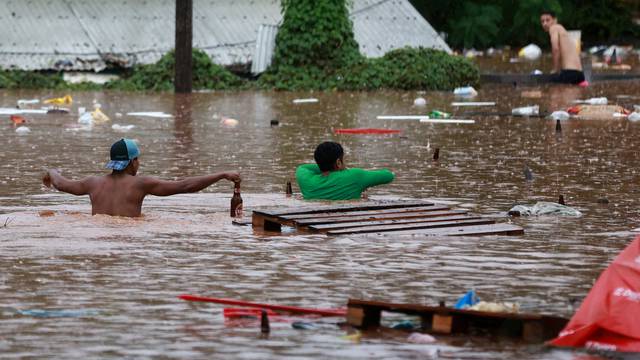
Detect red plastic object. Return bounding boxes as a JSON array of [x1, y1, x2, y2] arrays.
[[224, 308, 279, 318], [10, 115, 26, 125], [578, 80, 590, 87], [179, 294, 346, 317], [334, 128, 401, 135], [567, 106, 581, 115], [549, 235, 640, 352]]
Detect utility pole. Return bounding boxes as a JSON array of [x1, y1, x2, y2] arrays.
[[175, 0, 193, 93]]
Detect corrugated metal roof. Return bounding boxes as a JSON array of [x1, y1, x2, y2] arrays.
[[0, 0, 449, 72], [251, 24, 278, 75]]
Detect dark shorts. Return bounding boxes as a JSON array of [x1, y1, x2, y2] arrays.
[[551, 70, 585, 84]]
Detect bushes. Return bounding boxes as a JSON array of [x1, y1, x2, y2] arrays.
[[106, 49, 246, 91], [0, 70, 100, 90], [260, 0, 479, 91]]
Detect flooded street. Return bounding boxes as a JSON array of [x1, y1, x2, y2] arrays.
[[2, 83, 640, 359]]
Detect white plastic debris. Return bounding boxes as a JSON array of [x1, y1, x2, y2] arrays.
[[377, 115, 429, 120], [451, 102, 495, 107], [407, 333, 436, 344], [550, 111, 570, 121], [78, 111, 94, 125], [574, 97, 608, 105], [220, 117, 239, 127], [17, 99, 39, 108], [112, 124, 135, 132], [15, 126, 31, 134], [628, 112, 640, 121], [292, 98, 319, 104], [126, 112, 173, 118], [453, 86, 478, 97], [419, 119, 475, 124], [0, 108, 47, 115], [512, 105, 540, 116], [413, 97, 427, 107], [531, 69, 543, 75], [469, 301, 520, 313], [518, 44, 542, 61], [509, 202, 582, 217]]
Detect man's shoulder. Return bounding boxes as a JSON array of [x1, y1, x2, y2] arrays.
[[550, 23, 567, 33]]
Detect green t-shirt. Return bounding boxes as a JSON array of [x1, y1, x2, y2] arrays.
[[295, 164, 395, 200]]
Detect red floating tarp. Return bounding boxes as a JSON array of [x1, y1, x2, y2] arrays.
[[549, 235, 640, 352], [334, 128, 401, 135]]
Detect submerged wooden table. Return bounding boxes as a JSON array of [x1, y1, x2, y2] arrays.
[[251, 200, 524, 236]]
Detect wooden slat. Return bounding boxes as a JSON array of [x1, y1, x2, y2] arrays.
[[307, 213, 475, 232], [279, 205, 443, 220], [326, 218, 495, 235], [252, 200, 433, 217], [382, 223, 524, 236], [293, 206, 453, 226]]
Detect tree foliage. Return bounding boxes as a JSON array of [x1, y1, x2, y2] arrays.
[[413, 0, 640, 49]]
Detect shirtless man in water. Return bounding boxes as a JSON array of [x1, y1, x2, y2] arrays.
[[540, 10, 585, 84], [43, 138, 241, 217]]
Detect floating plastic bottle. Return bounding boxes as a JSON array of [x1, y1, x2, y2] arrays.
[[429, 110, 450, 119], [512, 105, 539, 116], [453, 86, 478, 97], [230, 184, 243, 217], [518, 44, 542, 61], [575, 97, 608, 105], [413, 97, 427, 106], [628, 112, 640, 121]]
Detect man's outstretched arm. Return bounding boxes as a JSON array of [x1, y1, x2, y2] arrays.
[[43, 169, 94, 196], [141, 172, 241, 196]]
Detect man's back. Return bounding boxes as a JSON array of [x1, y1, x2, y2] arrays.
[[89, 174, 146, 217], [550, 24, 582, 71], [296, 164, 394, 200]]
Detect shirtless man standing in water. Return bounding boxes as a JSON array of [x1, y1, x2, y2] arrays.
[[43, 138, 241, 217], [540, 10, 585, 84]]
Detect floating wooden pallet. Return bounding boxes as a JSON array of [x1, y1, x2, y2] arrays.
[[347, 299, 568, 342], [251, 200, 523, 236]]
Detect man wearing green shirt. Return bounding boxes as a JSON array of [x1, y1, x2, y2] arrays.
[[296, 142, 395, 200]]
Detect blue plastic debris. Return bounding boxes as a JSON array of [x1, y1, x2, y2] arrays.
[[454, 290, 479, 309], [17, 309, 100, 318], [391, 320, 417, 330]]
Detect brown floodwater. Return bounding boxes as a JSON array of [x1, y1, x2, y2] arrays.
[[2, 82, 640, 359]]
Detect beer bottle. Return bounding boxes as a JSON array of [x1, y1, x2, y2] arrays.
[[286, 181, 293, 197], [230, 183, 243, 217]]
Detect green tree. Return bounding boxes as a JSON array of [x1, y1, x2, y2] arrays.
[[447, 2, 502, 49]]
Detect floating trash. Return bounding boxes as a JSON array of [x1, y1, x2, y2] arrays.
[[518, 44, 542, 60], [512, 105, 539, 116], [453, 86, 478, 97], [112, 124, 135, 132], [220, 117, 239, 127], [407, 332, 436, 344], [292, 98, 319, 104], [550, 111, 570, 121], [391, 320, 418, 330], [419, 119, 475, 124], [377, 115, 429, 121], [413, 97, 427, 107], [15, 126, 31, 134], [126, 112, 173, 118], [508, 202, 582, 217], [451, 102, 495, 107], [628, 112, 640, 121], [10, 115, 27, 125], [574, 97, 608, 105], [0, 108, 47, 115], [469, 301, 520, 313], [17, 308, 100, 318], [17, 99, 39, 108], [44, 94, 72, 107]]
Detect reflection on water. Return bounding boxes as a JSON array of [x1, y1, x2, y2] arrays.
[[2, 83, 640, 358]]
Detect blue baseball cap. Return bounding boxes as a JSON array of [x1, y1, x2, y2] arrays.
[[105, 138, 140, 170]]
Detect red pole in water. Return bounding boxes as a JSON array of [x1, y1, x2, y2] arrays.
[[175, 0, 193, 93]]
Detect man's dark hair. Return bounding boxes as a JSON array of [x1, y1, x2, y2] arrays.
[[540, 9, 556, 18], [314, 142, 344, 172]]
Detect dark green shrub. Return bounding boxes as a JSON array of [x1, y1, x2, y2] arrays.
[[106, 49, 246, 91]]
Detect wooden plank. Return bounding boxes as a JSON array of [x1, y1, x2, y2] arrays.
[[251, 212, 282, 231], [252, 200, 433, 217], [326, 218, 495, 235], [347, 299, 568, 340], [293, 206, 452, 226], [381, 223, 524, 236], [307, 213, 475, 232], [279, 205, 443, 220]]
